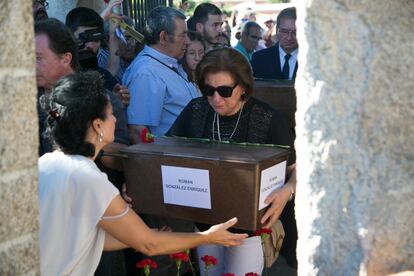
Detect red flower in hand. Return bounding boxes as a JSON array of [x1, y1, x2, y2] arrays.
[[255, 227, 272, 239], [245, 273, 260, 276], [103, 0, 110, 3], [140, 127, 155, 143], [136, 259, 157, 276]]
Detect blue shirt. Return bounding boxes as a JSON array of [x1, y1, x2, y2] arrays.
[[234, 42, 254, 61], [123, 46, 200, 136]]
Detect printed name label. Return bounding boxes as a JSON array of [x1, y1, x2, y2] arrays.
[[259, 161, 287, 210], [161, 165, 211, 209]]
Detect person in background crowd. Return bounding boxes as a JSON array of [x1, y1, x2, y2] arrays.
[[124, 6, 199, 140], [65, 6, 130, 108], [98, 16, 139, 83], [35, 18, 79, 156], [251, 7, 298, 80], [167, 47, 298, 274], [234, 21, 262, 61], [193, 3, 223, 51], [36, 17, 129, 185], [178, 0, 189, 14], [221, 10, 232, 40], [32, 0, 48, 21], [182, 31, 205, 83], [263, 18, 277, 48], [122, 7, 200, 274], [38, 71, 248, 275]]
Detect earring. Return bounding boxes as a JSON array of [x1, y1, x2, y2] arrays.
[[99, 132, 103, 143]]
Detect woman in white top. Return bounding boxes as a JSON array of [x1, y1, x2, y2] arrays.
[[38, 71, 247, 276]]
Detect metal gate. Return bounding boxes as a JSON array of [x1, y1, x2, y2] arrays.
[[127, 0, 174, 31]]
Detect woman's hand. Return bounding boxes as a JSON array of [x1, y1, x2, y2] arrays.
[[203, 217, 248, 247], [261, 164, 297, 228], [261, 185, 291, 228]]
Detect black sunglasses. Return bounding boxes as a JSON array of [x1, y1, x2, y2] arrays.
[[201, 83, 238, 98]]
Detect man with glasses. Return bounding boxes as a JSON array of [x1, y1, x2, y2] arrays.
[[251, 7, 298, 80], [234, 21, 262, 61], [123, 6, 198, 141], [32, 0, 48, 21]]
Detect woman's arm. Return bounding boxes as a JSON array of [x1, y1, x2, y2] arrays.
[[261, 164, 296, 228], [98, 195, 247, 255], [103, 231, 128, 251]]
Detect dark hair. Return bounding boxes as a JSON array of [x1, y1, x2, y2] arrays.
[[46, 71, 109, 157], [193, 3, 222, 26], [65, 7, 104, 34], [143, 6, 186, 45], [187, 16, 195, 31], [35, 18, 80, 70], [196, 48, 253, 100], [183, 31, 205, 82], [276, 7, 296, 30]]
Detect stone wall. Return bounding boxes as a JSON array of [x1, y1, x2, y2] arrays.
[[295, 0, 414, 275], [0, 0, 39, 274]]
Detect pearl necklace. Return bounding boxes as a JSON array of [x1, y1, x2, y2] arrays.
[[212, 102, 244, 141]]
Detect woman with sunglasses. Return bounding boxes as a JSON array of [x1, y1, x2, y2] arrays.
[[38, 71, 248, 275], [167, 47, 297, 274]]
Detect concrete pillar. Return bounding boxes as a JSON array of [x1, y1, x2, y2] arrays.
[[295, 1, 414, 275], [0, 0, 39, 274]]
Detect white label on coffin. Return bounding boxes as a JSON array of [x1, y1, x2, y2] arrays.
[[161, 165, 212, 209], [259, 161, 287, 210]]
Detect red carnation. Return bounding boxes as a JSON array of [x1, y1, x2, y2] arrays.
[[140, 127, 155, 143], [103, 0, 110, 3], [201, 255, 218, 266], [255, 227, 272, 239], [201, 255, 218, 276], [245, 273, 260, 276], [136, 259, 157, 276], [169, 252, 189, 275], [169, 252, 190, 263]]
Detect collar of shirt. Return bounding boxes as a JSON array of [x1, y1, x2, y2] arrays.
[[278, 45, 298, 64], [278, 44, 298, 79], [142, 45, 180, 70]]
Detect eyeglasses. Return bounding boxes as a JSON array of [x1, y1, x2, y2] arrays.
[[33, 0, 49, 9], [201, 83, 238, 98], [279, 28, 296, 36]]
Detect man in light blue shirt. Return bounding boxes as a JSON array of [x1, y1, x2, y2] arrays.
[[234, 21, 262, 61], [123, 7, 199, 142]]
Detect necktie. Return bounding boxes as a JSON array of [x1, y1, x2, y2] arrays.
[[282, 54, 291, 79]]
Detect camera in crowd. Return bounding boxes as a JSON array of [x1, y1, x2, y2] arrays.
[[76, 28, 105, 69]]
